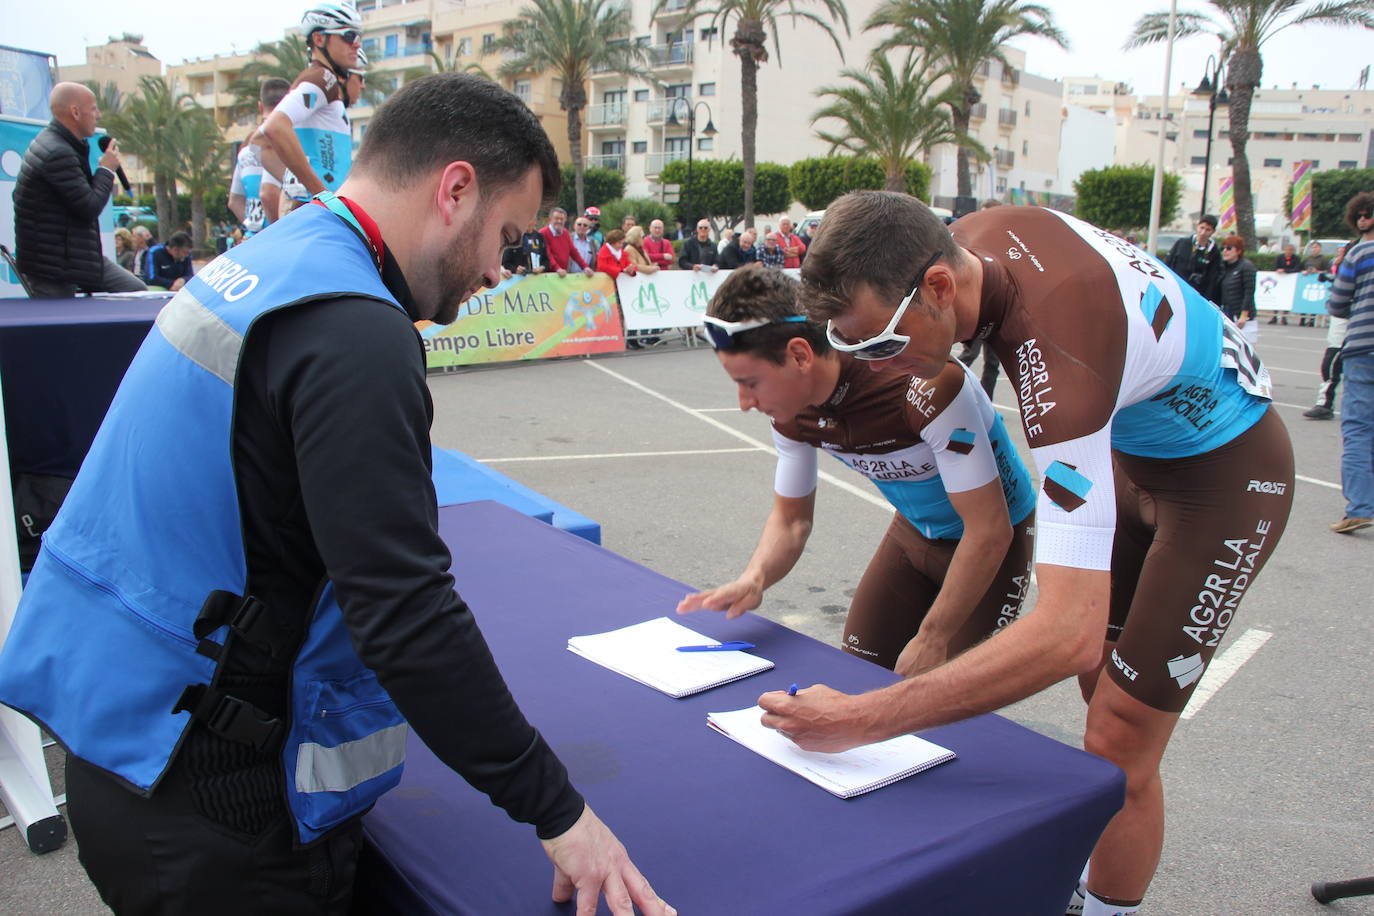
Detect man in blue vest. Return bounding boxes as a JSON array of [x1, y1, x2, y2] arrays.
[[0, 73, 674, 916]]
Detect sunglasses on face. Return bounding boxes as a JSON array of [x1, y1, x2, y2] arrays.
[[322, 29, 363, 44], [702, 315, 807, 350], [1357, 212, 1373, 220], [825, 250, 942, 361]]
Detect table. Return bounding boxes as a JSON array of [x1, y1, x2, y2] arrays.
[[0, 296, 168, 477], [357, 500, 1125, 915]]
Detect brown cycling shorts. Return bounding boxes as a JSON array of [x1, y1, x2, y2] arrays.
[[1106, 406, 1293, 712], [841, 509, 1036, 671]]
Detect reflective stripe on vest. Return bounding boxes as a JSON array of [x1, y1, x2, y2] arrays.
[[154, 288, 242, 385], [296, 722, 408, 794]]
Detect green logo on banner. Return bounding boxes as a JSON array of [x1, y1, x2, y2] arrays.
[[631, 284, 672, 317], [687, 280, 711, 312]]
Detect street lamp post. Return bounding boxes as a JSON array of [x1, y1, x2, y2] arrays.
[[1193, 54, 1228, 220], [666, 98, 716, 228]]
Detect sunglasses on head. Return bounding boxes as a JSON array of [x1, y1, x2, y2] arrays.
[[825, 250, 942, 361], [322, 29, 362, 44], [702, 315, 807, 350]]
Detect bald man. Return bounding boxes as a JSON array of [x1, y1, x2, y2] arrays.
[[13, 82, 148, 297]]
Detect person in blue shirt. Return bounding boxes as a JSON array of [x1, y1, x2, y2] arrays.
[[146, 231, 193, 290]]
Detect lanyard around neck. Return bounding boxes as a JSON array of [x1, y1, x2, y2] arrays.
[[313, 191, 381, 272]]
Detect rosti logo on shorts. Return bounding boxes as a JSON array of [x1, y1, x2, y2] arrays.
[[1111, 648, 1139, 681], [1246, 479, 1287, 495], [947, 428, 976, 455], [1042, 460, 1092, 513]]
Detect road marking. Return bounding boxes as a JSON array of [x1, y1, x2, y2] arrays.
[[1296, 473, 1340, 490], [1180, 628, 1272, 720], [584, 360, 891, 511], [481, 447, 760, 463], [1265, 365, 1320, 377]]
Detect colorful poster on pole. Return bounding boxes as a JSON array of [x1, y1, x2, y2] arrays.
[[1291, 160, 1314, 232], [1218, 176, 1236, 231], [418, 272, 624, 368]]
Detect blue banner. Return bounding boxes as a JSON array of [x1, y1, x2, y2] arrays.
[[1291, 273, 1331, 315], [0, 46, 54, 121]]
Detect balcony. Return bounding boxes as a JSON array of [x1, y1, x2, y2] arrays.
[[586, 103, 628, 128], [584, 154, 626, 173], [646, 96, 691, 125], [645, 150, 690, 175], [998, 108, 1018, 129], [1002, 66, 1020, 88], [649, 42, 693, 69], [995, 149, 1015, 168], [969, 102, 987, 121], [655, 0, 690, 18], [376, 41, 433, 61]]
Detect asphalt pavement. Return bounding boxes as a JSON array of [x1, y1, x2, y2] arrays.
[[3, 320, 1371, 915]]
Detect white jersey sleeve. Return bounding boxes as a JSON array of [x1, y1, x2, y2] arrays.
[[920, 362, 1002, 495], [275, 81, 328, 128], [772, 426, 818, 498], [229, 160, 245, 196]]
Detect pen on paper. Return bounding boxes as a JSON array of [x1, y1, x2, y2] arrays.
[[676, 641, 756, 652]]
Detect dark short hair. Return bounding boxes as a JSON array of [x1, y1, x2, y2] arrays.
[[603, 228, 625, 246], [708, 264, 829, 364], [1198, 214, 1218, 229], [799, 190, 959, 321], [167, 231, 192, 249], [353, 73, 560, 206], [1345, 191, 1374, 232], [260, 77, 291, 110]]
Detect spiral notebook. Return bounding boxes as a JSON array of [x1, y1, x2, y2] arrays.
[[706, 706, 956, 798], [567, 617, 774, 698]]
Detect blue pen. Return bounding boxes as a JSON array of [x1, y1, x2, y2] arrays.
[[675, 641, 756, 652], [787, 683, 799, 696]]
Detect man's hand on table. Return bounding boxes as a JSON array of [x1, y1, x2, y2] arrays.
[[758, 685, 878, 754], [675, 578, 763, 619], [541, 804, 676, 916]]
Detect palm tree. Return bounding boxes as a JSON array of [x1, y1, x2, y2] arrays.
[[490, 0, 654, 215], [666, 0, 849, 228], [812, 51, 982, 191], [1126, 1, 1374, 244], [84, 80, 125, 119], [173, 108, 230, 250], [866, 0, 1066, 199], [227, 35, 310, 117], [104, 76, 192, 233]]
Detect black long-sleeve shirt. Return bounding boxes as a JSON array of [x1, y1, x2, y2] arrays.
[[148, 245, 194, 288], [229, 248, 583, 840]]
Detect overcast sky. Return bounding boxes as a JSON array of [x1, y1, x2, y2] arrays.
[[8, 0, 1372, 96]]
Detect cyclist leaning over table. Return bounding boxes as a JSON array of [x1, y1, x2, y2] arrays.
[[678, 264, 1037, 678], [757, 191, 1293, 916], [260, 1, 363, 213]]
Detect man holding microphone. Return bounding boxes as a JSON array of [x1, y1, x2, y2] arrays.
[[13, 81, 147, 297]]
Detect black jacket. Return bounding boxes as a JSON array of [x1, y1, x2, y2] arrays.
[[13, 120, 115, 289], [679, 236, 717, 269], [1218, 257, 1257, 321], [1165, 236, 1222, 304], [719, 240, 757, 270]]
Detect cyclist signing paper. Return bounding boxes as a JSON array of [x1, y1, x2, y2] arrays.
[[679, 265, 1036, 677], [762, 191, 1292, 916]]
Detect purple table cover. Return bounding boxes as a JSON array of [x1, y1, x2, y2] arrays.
[[0, 295, 168, 477], [358, 500, 1124, 915]]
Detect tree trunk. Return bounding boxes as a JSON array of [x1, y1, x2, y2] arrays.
[[885, 163, 905, 192], [191, 193, 207, 250], [154, 172, 175, 241], [953, 81, 980, 199], [734, 21, 765, 230], [1226, 47, 1262, 245], [567, 105, 585, 216]]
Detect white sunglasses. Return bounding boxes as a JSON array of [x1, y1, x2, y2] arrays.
[[825, 250, 941, 360]]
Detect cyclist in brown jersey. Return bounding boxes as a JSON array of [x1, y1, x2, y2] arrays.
[[756, 191, 1293, 916]]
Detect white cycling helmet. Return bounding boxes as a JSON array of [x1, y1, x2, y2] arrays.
[[349, 48, 368, 75], [302, 0, 362, 34]]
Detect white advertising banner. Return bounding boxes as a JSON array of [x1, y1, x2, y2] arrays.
[[616, 268, 801, 331], [1254, 271, 1296, 313]]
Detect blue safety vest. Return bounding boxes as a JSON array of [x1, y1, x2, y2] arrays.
[[0, 201, 407, 845]]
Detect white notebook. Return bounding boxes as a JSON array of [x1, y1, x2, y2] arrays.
[[567, 617, 774, 698], [707, 705, 956, 798]]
